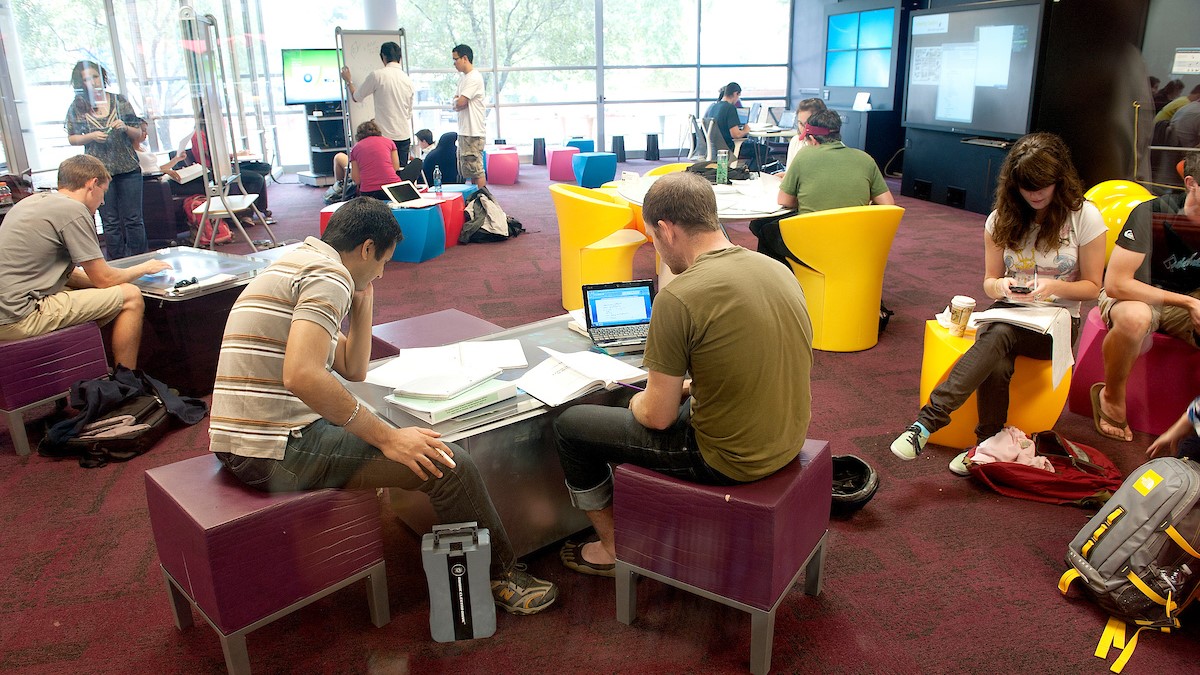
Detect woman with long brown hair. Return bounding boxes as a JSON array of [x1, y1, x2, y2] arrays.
[[64, 60, 147, 259], [890, 132, 1107, 474]]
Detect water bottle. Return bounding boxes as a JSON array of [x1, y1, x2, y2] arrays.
[[0, 183, 11, 207], [716, 149, 729, 185], [432, 166, 442, 195]]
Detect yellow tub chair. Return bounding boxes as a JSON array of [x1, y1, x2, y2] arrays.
[[645, 162, 692, 177], [549, 184, 647, 311], [778, 205, 904, 352], [920, 321, 1071, 449], [1084, 180, 1153, 264]]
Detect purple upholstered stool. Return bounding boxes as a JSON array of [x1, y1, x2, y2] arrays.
[[614, 439, 832, 675], [1067, 307, 1200, 435], [145, 455, 389, 675], [0, 322, 108, 456]]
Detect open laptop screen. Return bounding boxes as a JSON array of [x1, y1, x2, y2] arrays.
[[381, 180, 422, 204], [584, 281, 654, 329], [779, 110, 797, 129]]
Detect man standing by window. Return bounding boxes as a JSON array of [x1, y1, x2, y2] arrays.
[[341, 42, 415, 166], [452, 44, 487, 189]]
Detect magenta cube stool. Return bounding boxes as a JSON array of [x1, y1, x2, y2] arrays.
[[547, 146, 581, 182], [614, 439, 832, 675], [486, 149, 520, 185], [0, 322, 109, 456], [1067, 307, 1200, 435], [146, 455, 388, 675]]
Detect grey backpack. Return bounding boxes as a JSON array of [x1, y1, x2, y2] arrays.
[[1059, 457, 1200, 673]]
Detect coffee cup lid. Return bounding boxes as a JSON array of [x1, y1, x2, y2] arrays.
[[951, 295, 975, 305]]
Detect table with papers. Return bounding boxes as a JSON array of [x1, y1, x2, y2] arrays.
[[343, 313, 645, 557], [615, 173, 788, 222]]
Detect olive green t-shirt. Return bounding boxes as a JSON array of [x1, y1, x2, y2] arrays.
[[643, 246, 813, 482], [779, 141, 889, 214]]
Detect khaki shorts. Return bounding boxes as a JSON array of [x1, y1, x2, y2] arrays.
[[1098, 288, 1200, 347], [458, 135, 485, 180], [0, 287, 124, 342]]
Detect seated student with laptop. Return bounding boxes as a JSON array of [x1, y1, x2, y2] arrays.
[[552, 172, 813, 577]]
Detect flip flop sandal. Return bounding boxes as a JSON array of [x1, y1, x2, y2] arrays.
[[560, 537, 615, 577], [1090, 382, 1131, 442]]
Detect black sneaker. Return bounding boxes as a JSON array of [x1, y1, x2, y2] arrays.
[[491, 564, 557, 615]]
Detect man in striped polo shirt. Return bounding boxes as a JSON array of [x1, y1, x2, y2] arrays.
[[209, 197, 557, 616]]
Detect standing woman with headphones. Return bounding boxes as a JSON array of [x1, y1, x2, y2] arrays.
[[64, 60, 148, 259]]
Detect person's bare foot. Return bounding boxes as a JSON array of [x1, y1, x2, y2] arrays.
[[580, 540, 615, 565]]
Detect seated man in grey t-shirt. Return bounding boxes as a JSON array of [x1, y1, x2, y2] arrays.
[[0, 155, 170, 368]]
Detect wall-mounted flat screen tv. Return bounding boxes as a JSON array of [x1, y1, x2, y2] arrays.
[[282, 48, 341, 105], [902, 0, 1043, 138]]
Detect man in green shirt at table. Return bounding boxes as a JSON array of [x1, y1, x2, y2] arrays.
[[751, 108, 895, 266], [552, 172, 814, 577]]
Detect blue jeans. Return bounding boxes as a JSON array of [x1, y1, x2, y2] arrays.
[[216, 419, 515, 577], [918, 303, 1080, 444], [99, 170, 146, 259], [553, 402, 737, 512]]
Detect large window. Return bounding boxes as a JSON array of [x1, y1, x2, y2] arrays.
[[0, 0, 794, 174]]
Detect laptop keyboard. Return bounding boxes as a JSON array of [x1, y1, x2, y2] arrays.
[[592, 325, 648, 342]]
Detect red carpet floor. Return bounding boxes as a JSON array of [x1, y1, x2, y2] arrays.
[[0, 159, 1195, 674]]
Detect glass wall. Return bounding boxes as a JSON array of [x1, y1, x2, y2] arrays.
[[0, 0, 793, 174]]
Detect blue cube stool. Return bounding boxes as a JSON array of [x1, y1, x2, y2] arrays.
[[565, 138, 595, 153], [437, 184, 479, 202], [391, 206, 446, 263], [572, 152, 618, 189]]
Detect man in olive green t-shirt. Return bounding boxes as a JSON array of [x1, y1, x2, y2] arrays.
[[751, 108, 895, 266], [553, 172, 814, 578]]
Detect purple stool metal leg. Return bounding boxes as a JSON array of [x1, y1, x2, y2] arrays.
[[145, 455, 389, 674], [613, 439, 832, 675], [0, 322, 109, 456]]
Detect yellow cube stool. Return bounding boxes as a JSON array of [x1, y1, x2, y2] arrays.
[[919, 320, 1072, 449]]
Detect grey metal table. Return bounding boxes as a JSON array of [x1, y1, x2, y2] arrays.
[[344, 314, 642, 557]]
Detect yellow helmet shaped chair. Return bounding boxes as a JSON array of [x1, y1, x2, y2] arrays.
[[549, 184, 647, 311]]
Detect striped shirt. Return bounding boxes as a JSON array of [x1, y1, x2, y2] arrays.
[[209, 237, 352, 459]]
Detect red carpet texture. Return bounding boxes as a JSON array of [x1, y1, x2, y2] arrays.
[[1, 158, 1196, 674]]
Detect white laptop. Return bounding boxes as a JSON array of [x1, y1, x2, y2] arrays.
[[582, 279, 655, 351], [380, 180, 443, 208]]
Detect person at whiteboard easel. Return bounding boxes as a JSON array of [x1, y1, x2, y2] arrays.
[[340, 41, 415, 167]]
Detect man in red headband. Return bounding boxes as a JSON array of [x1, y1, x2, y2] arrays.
[[751, 109, 894, 265]]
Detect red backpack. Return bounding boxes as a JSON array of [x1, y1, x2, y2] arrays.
[[967, 431, 1124, 507]]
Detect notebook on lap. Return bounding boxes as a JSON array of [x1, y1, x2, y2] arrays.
[[582, 279, 655, 351], [381, 180, 443, 208]]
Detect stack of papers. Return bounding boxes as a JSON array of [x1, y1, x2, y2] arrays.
[[364, 339, 527, 389], [385, 378, 518, 424]]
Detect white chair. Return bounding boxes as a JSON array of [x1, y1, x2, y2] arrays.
[[701, 118, 743, 168], [687, 114, 708, 161]]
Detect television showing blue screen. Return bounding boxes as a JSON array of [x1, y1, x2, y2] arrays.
[[281, 49, 342, 105], [825, 5, 896, 89]]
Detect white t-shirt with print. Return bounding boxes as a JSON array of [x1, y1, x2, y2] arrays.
[[983, 200, 1106, 317]]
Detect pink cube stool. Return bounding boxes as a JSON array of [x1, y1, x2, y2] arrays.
[[547, 146, 581, 182], [486, 149, 520, 185], [1067, 307, 1200, 435], [614, 439, 831, 675], [319, 201, 347, 235], [0, 321, 109, 456], [146, 455, 389, 674]]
